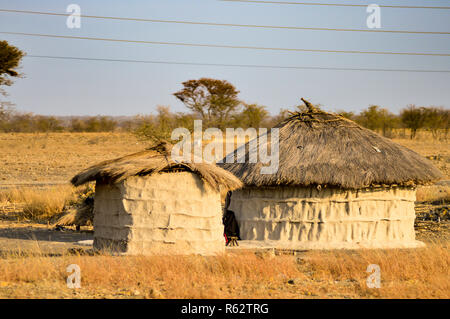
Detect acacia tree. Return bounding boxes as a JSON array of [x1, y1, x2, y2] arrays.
[[358, 105, 398, 136], [134, 106, 196, 143], [400, 105, 426, 139], [423, 106, 449, 139], [0, 40, 24, 130], [173, 78, 240, 128], [0, 40, 24, 96], [337, 111, 356, 121], [237, 103, 269, 128]]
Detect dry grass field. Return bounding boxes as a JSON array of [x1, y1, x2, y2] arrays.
[[0, 132, 448, 186], [0, 245, 448, 299], [0, 132, 448, 299], [0, 133, 143, 186]]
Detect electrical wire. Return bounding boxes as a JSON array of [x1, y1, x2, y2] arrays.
[[25, 54, 450, 73], [0, 8, 448, 35], [219, 0, 450, 10], [2, 31, 450, 56]]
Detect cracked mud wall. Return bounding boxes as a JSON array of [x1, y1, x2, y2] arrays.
[[229, 186, 423, 249], [93, 172, 224, 255]]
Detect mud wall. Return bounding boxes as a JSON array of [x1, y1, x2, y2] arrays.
[[228, 186, 422, 249], [93, 172, 224, 255]]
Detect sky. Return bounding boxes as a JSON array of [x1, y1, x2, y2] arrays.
[[0, 0, 449, 116]]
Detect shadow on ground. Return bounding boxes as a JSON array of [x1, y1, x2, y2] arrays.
[[0, 224, 93, 256]]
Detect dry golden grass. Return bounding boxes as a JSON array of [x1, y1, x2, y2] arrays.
[[0, 133, 143, 185], [0, 132, 448, 185], [0, 185, 77, 221], [394, 137, 450, 179], [0, 244, 448, 299], [416, 185, 450, 203], [304, 243, 449, 298]]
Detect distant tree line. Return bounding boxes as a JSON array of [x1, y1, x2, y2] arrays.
[[1, 99, 448, 140], [0, 73, 448, 140], [0, 107, 119, 133], [338, 104, 449, 139], [134, 78, 449, 141], [132, 103, 448, 142]]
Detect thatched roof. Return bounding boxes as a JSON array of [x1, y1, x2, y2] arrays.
[[71, 142, 243, 191], [220, 99, 443, 189]]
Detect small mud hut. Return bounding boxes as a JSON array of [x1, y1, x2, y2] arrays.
[[221, 99, 442, 249], [71, 142, 242, 255]]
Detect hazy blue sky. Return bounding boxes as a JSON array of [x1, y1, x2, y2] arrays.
[[0, 0, 449, 116]]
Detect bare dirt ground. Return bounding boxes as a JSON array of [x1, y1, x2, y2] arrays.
[[0, 132, 448, 298], [0, 133, 143, 186], [0, 206, 445, 257], [394, 137, 450, 179], [0, 218, 92, 256]]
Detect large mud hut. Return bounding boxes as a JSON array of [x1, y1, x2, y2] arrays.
[[71, 142, 242, 255], [221, 99, 442, 249]]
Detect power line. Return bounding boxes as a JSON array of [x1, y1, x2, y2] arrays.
[[220, 0, 450, 9], [2, 31, 450, 57], [0, 8, 449, 35], [25, 54, 450, 73]]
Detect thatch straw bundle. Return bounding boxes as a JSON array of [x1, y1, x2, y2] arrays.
[[71, 141, 243, 191], [54, 197, 93, 229], [221, 99, 442, 189]]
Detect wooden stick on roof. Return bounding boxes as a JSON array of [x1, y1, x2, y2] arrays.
[[301, 98, 318, 112]]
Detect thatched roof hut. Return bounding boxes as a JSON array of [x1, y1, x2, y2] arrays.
[[221, 99, 442, 249], [72, 142, 242, 255]]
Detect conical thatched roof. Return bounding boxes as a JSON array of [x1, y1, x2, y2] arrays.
[[71, 141, 243, 191], [220, 99, 442, 189]]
